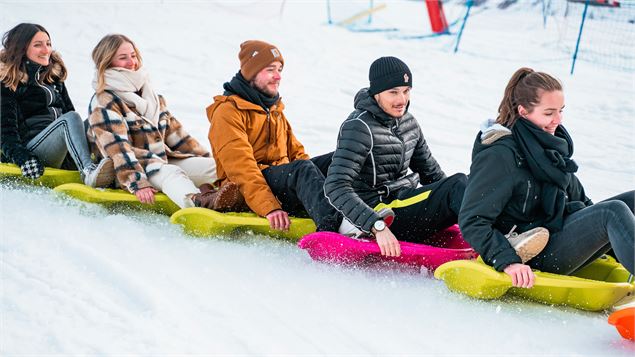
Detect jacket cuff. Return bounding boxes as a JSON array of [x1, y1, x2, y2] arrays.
[[13, 150, 34, 167], [128, 178, 153, 193], [3, 144, 33, 167], [256, 200, 282, 217], [490, 248, 523, 272], [360, 211, 382, 233]]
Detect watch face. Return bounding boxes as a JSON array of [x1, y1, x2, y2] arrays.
[[374, 220, 386, 231]]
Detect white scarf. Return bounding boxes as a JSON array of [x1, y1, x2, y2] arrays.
[[93, 67, 161, 125]]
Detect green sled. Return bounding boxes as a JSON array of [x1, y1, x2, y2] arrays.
[[0, 163, 81, 188], [170, 207, 316, 241], [434, 255, 634, 312], [54, 183, 180, 215]]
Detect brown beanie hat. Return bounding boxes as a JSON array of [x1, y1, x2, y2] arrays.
[[238, 40, 284, 81]]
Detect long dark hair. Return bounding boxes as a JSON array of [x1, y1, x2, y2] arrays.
[[0, 23, 67, 90], [496, 67, 562, 128]]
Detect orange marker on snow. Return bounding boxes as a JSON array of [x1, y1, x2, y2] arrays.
[[608, 307, 635, 341]]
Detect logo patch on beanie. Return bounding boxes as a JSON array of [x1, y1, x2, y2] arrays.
[[271, 48, 280, 58], [251, 51, 259, 57], [404, 73, 409, 83]]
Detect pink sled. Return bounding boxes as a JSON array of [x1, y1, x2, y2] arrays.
[[298, 225, 477, 271]]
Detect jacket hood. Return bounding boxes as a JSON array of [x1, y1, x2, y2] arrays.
[[353, 87, 410, 125], [472, 118, 515, 158]]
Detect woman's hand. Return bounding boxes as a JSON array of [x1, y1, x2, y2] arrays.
[[266, 209, 290, 231], [374, 227, 401, 257], [503, 263, 535, 288], [135, 187, 157, 204]]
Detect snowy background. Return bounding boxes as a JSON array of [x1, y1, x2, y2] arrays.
[[1, 0, 634, 355]]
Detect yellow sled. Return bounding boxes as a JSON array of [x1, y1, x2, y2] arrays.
[[434, 255, 634, 312], [170, 207, 316, 241], [0, 163, 81, 188], [54, 183, 179, 215], [54, 183, 316, 240]]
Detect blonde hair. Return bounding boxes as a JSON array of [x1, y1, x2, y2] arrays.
[[91, 34, 143, 92], [0, 23, 67, 91], [496, 67, 563, 128]]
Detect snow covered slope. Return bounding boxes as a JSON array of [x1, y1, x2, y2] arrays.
[[1, 1, 633, 354]]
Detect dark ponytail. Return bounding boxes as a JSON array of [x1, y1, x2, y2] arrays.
[[496, 67, 562, 128]]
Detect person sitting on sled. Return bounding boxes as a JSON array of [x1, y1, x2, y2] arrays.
[[324, 56, 468, 258], [206, 40, 341, 232], [1, 23, 113, 187], [87, 34, 216, 208], [459, 67, 635, 289]]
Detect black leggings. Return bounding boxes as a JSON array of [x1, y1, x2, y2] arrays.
[[382, 173, 467, 243]]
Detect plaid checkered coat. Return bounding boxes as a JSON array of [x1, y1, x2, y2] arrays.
[[87, 90, 210, 193]]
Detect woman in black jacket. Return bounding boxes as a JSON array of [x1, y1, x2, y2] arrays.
[[459, 67, 634, 288], [324, 57, 467, 257], [0, 23, 112, 186]]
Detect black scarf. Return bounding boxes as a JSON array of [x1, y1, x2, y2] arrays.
[[512, 118, 581, 232], [223, 72, 280, 111]]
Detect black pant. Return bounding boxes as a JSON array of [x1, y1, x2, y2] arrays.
[[388, 173, 467, 243], [594, 190, 634, 263], [529, 191, 635, 275], [309, 152, 333, 177], [261, 153, 340, 231]]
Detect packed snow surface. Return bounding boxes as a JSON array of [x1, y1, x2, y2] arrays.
[[1, 1, 634, 354]]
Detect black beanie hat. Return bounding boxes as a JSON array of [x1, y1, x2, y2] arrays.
[[368, 56, 412, 96]]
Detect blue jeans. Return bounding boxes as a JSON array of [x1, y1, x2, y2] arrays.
[[26, 112, 93, 171], [529, 191, 635, 275]]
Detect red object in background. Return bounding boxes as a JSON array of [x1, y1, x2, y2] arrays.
[[568, 0, 620, 7], [425, 0, 449, 34], [594, 0, 620, 7]]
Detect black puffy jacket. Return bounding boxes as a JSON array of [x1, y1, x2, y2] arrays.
[[324, 88, 445, 233], [1, 61, 74, 166], [458, 125, 592, 272]]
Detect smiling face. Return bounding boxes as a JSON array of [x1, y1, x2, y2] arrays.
[[251, 61, 282, 97], [519, 90, 565, 135], [25, 31, 51, 66], [374, 86, 411, 118], [109, 42, 139, 70]]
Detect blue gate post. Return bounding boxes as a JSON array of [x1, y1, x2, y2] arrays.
[[454, 0, 474, 53], [571, 0, 591, 74], [542, 0, 552, 28]]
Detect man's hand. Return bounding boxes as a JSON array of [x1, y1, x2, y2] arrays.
[[374, 227, 401, 257], [266, 209, 290, 231]]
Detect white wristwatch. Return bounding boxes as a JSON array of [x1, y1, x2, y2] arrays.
[[373, 219, 386, 232]]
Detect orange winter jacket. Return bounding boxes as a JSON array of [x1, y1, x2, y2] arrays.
[[206, 94, 309, 216]]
